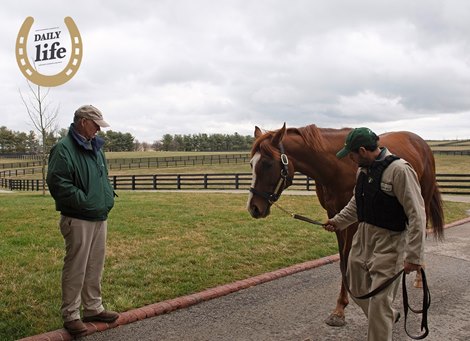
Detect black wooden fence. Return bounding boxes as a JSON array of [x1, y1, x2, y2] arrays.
[[106, 154, 251, 170], [0, 154, 251, 177], [3, 149, 469, 176], [2, 173, 470, 195]]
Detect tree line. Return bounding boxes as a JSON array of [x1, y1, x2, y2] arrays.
[[158, 133, 254, 151], [0, 126, 254, 154]]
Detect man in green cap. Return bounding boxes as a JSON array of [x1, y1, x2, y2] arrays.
[[323, 127, 426, 341]]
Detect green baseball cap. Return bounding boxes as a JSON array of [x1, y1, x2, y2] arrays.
[[336, 127, 378, 158]]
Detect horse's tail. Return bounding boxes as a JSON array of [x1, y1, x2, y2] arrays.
[[429, 184, 445, 241]]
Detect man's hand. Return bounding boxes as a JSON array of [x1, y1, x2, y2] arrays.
[[404, 261, 421, 274], [323, 220, 339, 232]]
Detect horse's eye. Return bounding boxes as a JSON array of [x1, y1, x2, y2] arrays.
[[261, 159, 273, 169]]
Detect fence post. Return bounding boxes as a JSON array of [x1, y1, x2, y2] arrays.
[[132, 175, 136, 190], [204, 174, 208, 189], [235, 174, 239, 189], [153, 175, 157, 189], [177, 175, 181, 189]]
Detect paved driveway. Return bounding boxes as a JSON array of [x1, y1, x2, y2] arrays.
[[80, 220, 470, 341]]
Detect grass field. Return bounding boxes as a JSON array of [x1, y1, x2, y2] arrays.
[[426, 140, 470, 148], [106, 151, 249, 158], [2, 153, 469, 179], [0, 149, 470, 175], [0, 191, 469, 340], [107, 153, 470, 175], [433, 154, 470, 173], [0, 147, 469, 339]]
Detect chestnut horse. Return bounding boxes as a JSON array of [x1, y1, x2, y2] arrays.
[[247, 123, 444, 326]]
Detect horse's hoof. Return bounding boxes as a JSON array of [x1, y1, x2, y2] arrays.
[[324, 314, 346, 327], [414, 279, 423, 288]]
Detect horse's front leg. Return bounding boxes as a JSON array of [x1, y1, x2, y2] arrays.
[[324, 280, 349, 326]]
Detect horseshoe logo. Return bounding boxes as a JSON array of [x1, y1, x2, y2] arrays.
[[15, 16, 83, 87]]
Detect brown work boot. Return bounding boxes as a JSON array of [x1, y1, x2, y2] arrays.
[[63, 319, 88, 335], [83, 310, 119, 323]]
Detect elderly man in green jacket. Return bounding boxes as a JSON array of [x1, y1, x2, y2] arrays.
[[47, 105, 118, 336]]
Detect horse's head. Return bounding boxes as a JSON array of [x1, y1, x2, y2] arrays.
[[247, 123, 294, 218]]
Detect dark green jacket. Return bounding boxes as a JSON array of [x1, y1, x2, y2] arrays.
[[46, 124, 114, 221]]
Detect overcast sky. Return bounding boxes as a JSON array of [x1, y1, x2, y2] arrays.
[[2, 0, 470, 142]]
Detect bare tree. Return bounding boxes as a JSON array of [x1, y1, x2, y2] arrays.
[[19, 82, 59, 195]]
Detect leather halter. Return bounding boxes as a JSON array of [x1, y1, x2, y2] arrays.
[[249, 142, 291, 204]]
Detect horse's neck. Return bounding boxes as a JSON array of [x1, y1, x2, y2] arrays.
[[285, 130, 353, 186]]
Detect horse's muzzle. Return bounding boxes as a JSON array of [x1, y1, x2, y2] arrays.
[[248, 202, 271, 219]]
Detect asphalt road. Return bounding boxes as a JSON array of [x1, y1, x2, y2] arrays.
[[81, 220, 470, 341]]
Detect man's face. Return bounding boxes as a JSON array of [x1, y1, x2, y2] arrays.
[[348, 148, 372, 167], [80, 118, 101, 139]]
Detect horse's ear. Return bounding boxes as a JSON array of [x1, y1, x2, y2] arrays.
[[271, 123, 286, 146], [254, 126, 263, 138]]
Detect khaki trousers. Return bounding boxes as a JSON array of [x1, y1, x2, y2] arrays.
[[347, 223, 404, 341], [59, 215, 107, 322]]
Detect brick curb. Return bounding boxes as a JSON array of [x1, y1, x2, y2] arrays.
[[18, 254, 340, 341], [440, 215, 470, 229], [18, 218, 470, 341]]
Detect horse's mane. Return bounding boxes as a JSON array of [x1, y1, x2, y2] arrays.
[[297, 124, 328, 152], [251, 124, 332, 157], [251, 131, 281, 158]]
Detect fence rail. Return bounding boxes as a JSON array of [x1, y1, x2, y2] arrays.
[[107, 173, 315, 191], [2, 173, 469, 195], [2, 149, 469, 175], [0, 154, 43, 160], [0, 153, 251, 176], [432, 150, 470, 156]]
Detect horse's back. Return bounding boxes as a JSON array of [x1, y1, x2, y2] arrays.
[[379, 131, 443, 235], [379, 131, 435, 179]]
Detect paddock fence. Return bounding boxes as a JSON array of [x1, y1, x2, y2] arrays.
[[2, 149, 470, 176], [0, 154, 251, 177], [2, 173, 470, 195]]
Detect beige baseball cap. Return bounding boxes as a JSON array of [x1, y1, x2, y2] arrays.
[[74, 105, 110, 128]]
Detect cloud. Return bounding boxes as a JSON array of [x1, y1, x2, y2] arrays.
[[2, 0, 470, 142]]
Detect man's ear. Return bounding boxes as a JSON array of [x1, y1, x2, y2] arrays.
[[357, 146, 367, 156]]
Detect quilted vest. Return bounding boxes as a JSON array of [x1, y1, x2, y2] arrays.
[[355, 155, 407, 232]]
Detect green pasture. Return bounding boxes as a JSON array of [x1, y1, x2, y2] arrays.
[[2, 153, 469, 181], [106, 151, 470, 175], [103, 153, 469, 176], [4, 154, 470, 179], [433, 154, 470, 173], [426, 140, 470, 148], [0, 151, 247, 164], [1, 191, 469, 340], [1, 150, 470, 177], [106, 151, 249, 159]]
